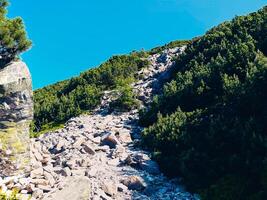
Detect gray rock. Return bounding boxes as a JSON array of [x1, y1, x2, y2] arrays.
[[115, 130, 132, 144], [32, 189, 43, 199], [30, 168, 44, 179], [61, 167, 72, 177], [101, 133, 121, 149], [121, 176, 146, 191], [82, 143, 96, 155], [0, 61, 33, 176], [44, 171, 56, 186], [102, 180, 117, 197], [42, 177, 91, 200], [117, 183, 127, 192]]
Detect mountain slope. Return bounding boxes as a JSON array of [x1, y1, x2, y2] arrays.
[[1, 47, 201, 200], [31, 5, 267, 200], [32, 41, 189, 134], [32, 52, 150, 133], [141, 6, 267, 200]]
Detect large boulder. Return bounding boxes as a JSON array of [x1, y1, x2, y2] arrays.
[[121, 176, 146, 191], [42, 177, 91, 200], [0, 61, 33, 176]]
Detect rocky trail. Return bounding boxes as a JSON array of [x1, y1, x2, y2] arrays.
[[0, 47, 199, 200]]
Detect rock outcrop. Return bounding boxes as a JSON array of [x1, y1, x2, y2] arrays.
[[0, 61, 33, 177]]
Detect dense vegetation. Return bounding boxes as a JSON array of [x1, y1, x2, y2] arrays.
[[0, 0, 31, 67], [32, 52, 150, 134], [140, 6, 267, 200], [109, 84, 140, 112]]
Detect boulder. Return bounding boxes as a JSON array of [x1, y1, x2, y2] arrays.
[[102, 180, 117, 197], [42, 177, 91, 200], [121, 176, 146, 191], [101, 133, 121, 149], [115, 130, 132, 144], [0, 61, 33, 176], [124, 153, 160, 174]]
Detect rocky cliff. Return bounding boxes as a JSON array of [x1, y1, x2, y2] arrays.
[[0, 61, 33, 177]]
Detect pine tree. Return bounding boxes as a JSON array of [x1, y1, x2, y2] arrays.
[[0, 0, 31, 67]]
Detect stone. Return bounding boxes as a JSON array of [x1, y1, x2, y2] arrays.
[[34, 151, 44, 162], [99, 191, 113, 200], [31, 168, 44, 178], [101, 133, 121, 149], [71, 169, 85, 176], [61, 167, 72, 177], [82, 143, 96, 155], [18, 178, 30, 186], [32, 189, 43, 199], [85, 168, 98, 178], [20, 189, 28, 194], [56, 140, 66, 151], [121, 176, 146, 191], [91, 136, 101, 144], [38, 185, 52, 192], [107, 158, 120, 166], [42, 177, 91, 200], [31, 179, 49, 186], [0, 61, 33, 176], [117, 183, 128, 192], [124, 153, 160, 173], [44, 171, 56, 186], [95, 145, 110, 152], [110, 146, 126, 159], [66, 159, 77, 169], [73, 137, 85, 149], [115, 131, 132, 144], [102, 180, 117, 197]]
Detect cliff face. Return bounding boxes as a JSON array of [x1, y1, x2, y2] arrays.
[[0, 61, 33, 176]]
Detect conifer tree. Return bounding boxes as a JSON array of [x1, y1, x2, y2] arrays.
[[0, 0, 31, 67]]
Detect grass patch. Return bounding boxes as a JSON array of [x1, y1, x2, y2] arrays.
[[30, 122, 64, 138]]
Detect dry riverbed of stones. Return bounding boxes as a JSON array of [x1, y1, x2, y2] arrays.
[[0, 47, 199, 200]]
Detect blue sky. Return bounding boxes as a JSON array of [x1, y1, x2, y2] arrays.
[[8, 0, 267, 89]]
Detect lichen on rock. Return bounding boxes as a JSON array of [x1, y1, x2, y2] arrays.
[[0, 61, 33, 177]]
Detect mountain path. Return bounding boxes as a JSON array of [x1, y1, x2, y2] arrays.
[[0, 47, 199, 200]]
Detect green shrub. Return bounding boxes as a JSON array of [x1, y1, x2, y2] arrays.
[[141, 6, 267, 200], [110, 85, 140, 112], [0, 0, 31, 67]]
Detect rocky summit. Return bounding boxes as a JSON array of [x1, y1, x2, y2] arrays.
[[0, 48, 199, 200], [0, 61, 33, 177]]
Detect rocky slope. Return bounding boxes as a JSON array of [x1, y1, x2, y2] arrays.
[[0, 47, 199, 200], [0, 61, 33, 177]]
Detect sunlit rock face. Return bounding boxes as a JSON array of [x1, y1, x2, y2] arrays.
[[0, 61, 33, 177]]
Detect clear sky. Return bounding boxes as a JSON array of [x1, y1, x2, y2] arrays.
[[7, 0, 267, 89]]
